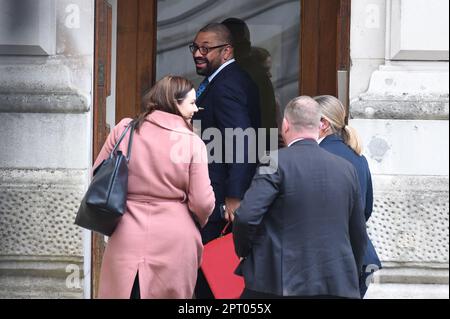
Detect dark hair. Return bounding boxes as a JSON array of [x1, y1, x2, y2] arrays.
[[198, 23, 234, 46], [251, 46, 271, 65], [221, 18, 251, 60], [135, 75, 194, 131]]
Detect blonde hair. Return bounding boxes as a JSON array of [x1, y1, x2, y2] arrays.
[[313, 95, 363, 155]]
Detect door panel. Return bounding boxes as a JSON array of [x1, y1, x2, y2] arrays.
[[300, 0, 340, 96], [116, 0, 156, 122], [300, 0, 350, 120]]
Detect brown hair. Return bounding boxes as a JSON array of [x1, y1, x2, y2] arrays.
[[313, 95, 363, 155], [135, 75, 194, 131]]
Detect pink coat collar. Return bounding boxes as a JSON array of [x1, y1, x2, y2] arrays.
[[146, 110, 194, 135]]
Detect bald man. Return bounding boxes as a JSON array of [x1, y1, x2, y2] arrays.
[[233, 96, 368, 299]]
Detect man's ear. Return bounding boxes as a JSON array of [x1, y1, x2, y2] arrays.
[[223, 46, 233, 61], [282, 117, 289, 134]]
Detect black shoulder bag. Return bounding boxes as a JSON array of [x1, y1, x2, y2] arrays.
[[75, 121, 135, 236]]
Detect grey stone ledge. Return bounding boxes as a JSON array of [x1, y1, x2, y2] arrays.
[[0, 255, 83, 263], [372, 175, 449, 193], [0, 257, 84, 299], [0, 92, 90, 113], [372, 264, 449, 285], [0, 63, 72, 92], [0, 255, 84, 278], [350, 94, 449, 120], [0, 60, 91, 113], [0, 168, 89, 187]]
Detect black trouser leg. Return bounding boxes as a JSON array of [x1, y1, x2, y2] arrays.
[[130, 272, 140, 299]]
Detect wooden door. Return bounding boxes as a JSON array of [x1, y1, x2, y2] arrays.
[[91, 0, 112, 299], [91, 0, 156, 298], [300, 0, 351, 121], [116, 0, 157, 122]]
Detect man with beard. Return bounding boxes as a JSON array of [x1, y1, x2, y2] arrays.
[[189, 23, 260, 298]]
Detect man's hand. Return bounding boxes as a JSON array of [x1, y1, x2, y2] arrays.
[[224, 197, 241, 222]]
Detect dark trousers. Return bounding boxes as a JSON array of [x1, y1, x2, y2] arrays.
[[130, 272, 140, 299]]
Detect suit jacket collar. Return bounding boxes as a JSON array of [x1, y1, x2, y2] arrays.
[[289, 138, 318, 147], [321, 134, 344, 146], [208, 59, 235, 82], [196, 62, 237, 104], [145, 110, 195, 135]]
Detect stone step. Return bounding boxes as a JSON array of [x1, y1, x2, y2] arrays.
[[364, 283, 449, 299]]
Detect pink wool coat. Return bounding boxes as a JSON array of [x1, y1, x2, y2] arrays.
[[96, 111, 215, 299]]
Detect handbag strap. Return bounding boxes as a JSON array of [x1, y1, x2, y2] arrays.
[[110, 120, 136, 162], [126, 121, 136, 162]]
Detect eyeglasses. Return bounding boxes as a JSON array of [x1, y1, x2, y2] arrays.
[[189, 43, 229, 55]]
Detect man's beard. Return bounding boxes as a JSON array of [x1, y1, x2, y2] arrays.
[[195, 57, 216, 76]]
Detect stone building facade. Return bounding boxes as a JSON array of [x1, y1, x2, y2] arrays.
[[0, 0, 448, 298], [349, 0, 448, 298], [0, 0, 93, 298]]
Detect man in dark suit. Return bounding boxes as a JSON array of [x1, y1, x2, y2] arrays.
[[233, 96, 368, 299], [190, 23, 260, 298]]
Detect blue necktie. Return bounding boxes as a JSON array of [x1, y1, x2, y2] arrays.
[[196, 78, 209, 99]]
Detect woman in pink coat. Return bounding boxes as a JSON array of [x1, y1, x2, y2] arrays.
[[96, 76, 215, 299]]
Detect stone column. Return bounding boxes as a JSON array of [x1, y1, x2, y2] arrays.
[[0, 0, 94, 298], [350, 0, 449, 297]]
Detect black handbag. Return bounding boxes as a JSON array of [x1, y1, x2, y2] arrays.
[[75, 121, 135, 236]]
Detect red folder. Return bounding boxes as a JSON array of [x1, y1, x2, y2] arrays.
[[200, 223, 244, 299]]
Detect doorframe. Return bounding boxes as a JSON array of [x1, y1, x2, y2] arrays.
[[91, 0, 113, 299]]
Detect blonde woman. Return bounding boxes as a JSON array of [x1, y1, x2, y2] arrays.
[[314, 95, 381, 298]]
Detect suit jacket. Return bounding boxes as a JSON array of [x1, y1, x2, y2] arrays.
[[193, 61, 260, 229], [320, 134, 382, 269], [233, 139, 368, 298]]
